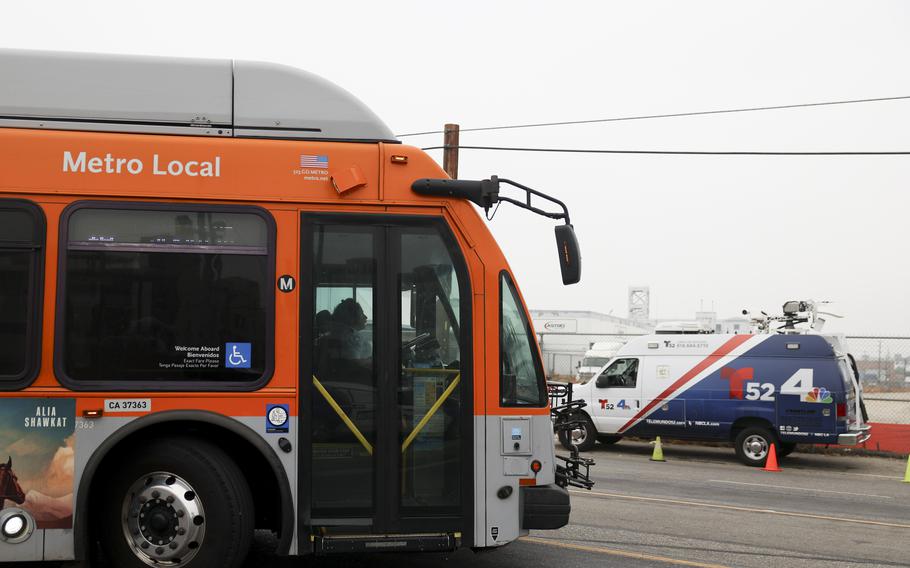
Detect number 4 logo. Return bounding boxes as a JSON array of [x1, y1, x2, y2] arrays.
[[781, 368, 814, 395]]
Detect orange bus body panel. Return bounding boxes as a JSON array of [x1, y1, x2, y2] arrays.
[[0, 128, 548, 417]]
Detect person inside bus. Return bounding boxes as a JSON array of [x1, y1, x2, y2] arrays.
[[330, 298, 370, 359], [314, 298, 373, 383], [315, 309, 333, 338]]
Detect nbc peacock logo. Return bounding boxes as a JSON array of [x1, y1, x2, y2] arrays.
[[803, 387, 833, 404]]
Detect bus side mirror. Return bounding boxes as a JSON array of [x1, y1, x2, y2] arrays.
[[555, 224, 581, 285]]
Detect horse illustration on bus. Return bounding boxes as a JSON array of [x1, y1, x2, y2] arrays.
[[0, 458, 26, 508]]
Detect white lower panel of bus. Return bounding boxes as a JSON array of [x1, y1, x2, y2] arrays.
[[480, 414, 558, 548]]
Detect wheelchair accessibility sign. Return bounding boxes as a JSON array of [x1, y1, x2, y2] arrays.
[[225, 342, 252, 369]]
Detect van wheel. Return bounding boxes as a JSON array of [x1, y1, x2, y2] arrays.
[[557, 414, 597, 452], [597, 435, 622, 445], [733, 427, 778, 467], [778, 442, 797, 457], [97, 437, 254, 568]]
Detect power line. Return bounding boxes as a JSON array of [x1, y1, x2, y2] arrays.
[[421, 145, 910, 156], [397, 95, 910, 137]]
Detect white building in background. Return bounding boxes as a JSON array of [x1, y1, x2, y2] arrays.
[[531, 310, 652, 379], [716, 316, 752, 334]]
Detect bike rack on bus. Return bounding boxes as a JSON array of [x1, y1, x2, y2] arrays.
[[550, 398, 595, 490]]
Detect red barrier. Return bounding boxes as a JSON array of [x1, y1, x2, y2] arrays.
[[858, 423, 910, 455]]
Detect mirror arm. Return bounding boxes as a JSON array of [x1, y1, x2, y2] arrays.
[[496, 196, 566, 221], [412, 176, 572, 225], [498, 178, 572, 225], [412, 175, 581, 285]]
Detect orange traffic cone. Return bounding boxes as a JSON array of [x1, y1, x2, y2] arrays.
[[763, 443, 782, 472]]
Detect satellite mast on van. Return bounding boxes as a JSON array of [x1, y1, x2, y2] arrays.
[[743, 300, 843, 334]]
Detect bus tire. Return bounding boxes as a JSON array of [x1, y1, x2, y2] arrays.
[[597, 435, 622, 445], [733, 427, 778, 467], [778, 442, 797, 457], [557, 413, 597, 452], [98, 437, 254, 568]]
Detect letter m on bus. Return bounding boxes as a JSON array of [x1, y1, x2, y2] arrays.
[[278, 275, 296, 293]]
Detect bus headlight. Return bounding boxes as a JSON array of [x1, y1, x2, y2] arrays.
[[0, 509, 35, 543]]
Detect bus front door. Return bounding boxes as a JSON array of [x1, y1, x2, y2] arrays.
[[300, 215, 472, 546]]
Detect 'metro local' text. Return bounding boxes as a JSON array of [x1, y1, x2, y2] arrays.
[[62, 151, 221, 177]]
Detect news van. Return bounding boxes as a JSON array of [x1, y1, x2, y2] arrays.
[[556, 303, 871, 466]]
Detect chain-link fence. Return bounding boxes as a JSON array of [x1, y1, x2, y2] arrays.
[[843, 336, 910, 425], [538, 333, 910, 426]]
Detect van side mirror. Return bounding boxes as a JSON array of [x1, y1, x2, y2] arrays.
[[595, 375, 609, 389], [555, 224, 581, 285]]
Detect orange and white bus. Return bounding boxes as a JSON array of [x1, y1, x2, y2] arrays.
[[0, 49, 586, 566]]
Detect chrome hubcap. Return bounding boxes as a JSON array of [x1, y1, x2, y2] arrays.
[[122, 472, 205, 566], [743, 435, 769, 461], [571, 424, 588, 446]]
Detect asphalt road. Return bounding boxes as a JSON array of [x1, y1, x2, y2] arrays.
[[546, 441, 910, 568], [9, 441, 910, 568], [252, 440, 910, 568]]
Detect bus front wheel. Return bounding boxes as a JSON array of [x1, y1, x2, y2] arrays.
[[98, 436, 254, 568]]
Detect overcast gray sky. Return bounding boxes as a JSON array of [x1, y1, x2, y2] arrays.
[[3, 1, 908, 334]]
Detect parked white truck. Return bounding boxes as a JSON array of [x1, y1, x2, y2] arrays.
[[575, 341, 624, 383]]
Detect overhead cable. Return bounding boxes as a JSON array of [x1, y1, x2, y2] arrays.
[[421, 145, 910, 156], [397, 95, 910, 137]]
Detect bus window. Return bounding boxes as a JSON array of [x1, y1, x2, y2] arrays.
[[500, 272, 546, 406], [0, 200, 44, 388], [311, 225, 377, 517], [58, 204, 274, 386], [398, 226, 464, 514]]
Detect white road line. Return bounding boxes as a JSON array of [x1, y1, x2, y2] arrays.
[[827, 471, 904, 480], [570, 489, 910, 529], [708, 479, 892, 499]]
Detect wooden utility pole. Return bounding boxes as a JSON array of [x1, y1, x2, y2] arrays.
[[443, 123, 460, 179]]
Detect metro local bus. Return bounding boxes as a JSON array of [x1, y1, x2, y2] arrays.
[[0, 49, 583, 566]]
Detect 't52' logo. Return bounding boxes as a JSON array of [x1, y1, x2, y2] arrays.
[[598, 399, 633, 410], [720, 367, 815, 402]]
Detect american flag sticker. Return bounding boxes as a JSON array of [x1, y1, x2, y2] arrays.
[[300, 154, 329, 169]]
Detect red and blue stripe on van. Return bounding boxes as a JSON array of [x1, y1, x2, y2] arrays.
[[619, 335, 847, 443]]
